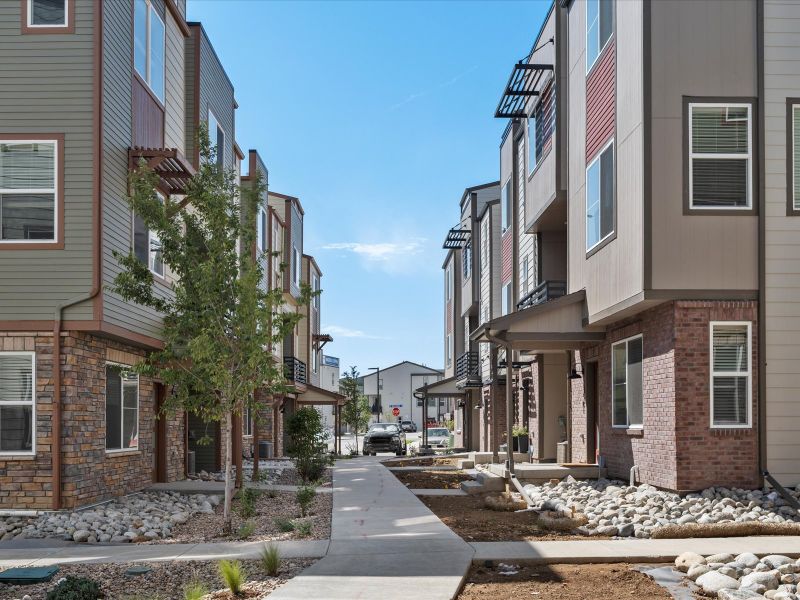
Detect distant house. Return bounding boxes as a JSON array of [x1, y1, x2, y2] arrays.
[[359, 361, 443, 426]]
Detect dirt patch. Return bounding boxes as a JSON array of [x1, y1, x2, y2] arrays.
[[457, 563, 672, 599], [0, 558, 314, 600], [160, 489, 331, 544], [419, 495, 601, 542], [391, 470, 474, 489]]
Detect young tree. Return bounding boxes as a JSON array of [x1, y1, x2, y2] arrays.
[[339, 366, 371, 454], [112, 130, 308, 532]]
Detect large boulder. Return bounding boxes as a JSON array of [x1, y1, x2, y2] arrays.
[[676, 551, 707, 573], [718, 590, 767, 600], [696, 571, 739, 595], [741, 571, 780, 591], [762, 556, 794, 569], [72, 529, 91, 543]]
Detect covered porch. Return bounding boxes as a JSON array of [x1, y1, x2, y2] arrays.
[[414, 376, 478, 451]]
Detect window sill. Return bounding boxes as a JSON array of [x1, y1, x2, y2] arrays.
[[0, 240, 64, 250], [105, 449, 140, 457], [0, 454, 36, 461], [612, 426, 644, 437]]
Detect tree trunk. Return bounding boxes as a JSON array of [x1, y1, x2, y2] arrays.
[[223, 410, 234, 533]]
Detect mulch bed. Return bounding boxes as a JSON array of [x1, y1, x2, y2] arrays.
[[0, 558, 315, 600], [419, 494, 604, 542], [391, 470, 474, 490], [457, 563, 672, 599], [160, 489, 331, 544]]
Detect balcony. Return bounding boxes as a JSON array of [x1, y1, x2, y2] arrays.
[[455, 351, 482, 387], [517, 280, 567, 311], [284, 356, 307, 385]]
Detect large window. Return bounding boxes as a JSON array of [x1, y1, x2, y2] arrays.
[[207, 110, 225, 167], [586, 0, 613, 72], [501, 179, 512, 233], [462, 240, 472, 280], [105, 365, 139, 452], [521, 256, 529, 297], [0, 353, 35, 455], [133, 193, 163, 277], [292, 246, 301, 287], [688, 103, 752, 209], [27, 0, 68, 28], [586, 140, 614, 251], [134, 0, 165, 103], [789, 102, 800, 213], [612, 335, 642, 428], [710, 323, 751, 428], [501, 282, 512, 316], [445, 264, 452, 300], [0, 140, 57, 243], [272, 221, 282, 289]]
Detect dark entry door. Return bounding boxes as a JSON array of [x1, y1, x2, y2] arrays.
[[153, 383, 167, 483], [585, 362, 599, 464]]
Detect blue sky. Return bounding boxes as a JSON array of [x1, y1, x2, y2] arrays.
[[187, 0, 550, 376]]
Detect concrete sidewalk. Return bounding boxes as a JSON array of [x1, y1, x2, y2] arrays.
[[268, 456, 473, 600]]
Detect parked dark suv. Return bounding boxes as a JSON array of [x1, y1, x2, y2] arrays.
[[400, 420, 416, 432], [363, 423, 407, 456]]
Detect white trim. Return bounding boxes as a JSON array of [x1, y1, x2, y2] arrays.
[[688, 103, 752, 210], [793, 105, 800, 211], [134, 0, 165, 103], [611, 334, 643, 429], [292, 246, 301, 287], [0, 351, 36, 457], [104, 362, 140, 453], [207, 109, 226, 165], [709, 321, 752, 429], [26, 0, 69, 28], [585, 137, 615, 252], [0, 139, 59, 244]]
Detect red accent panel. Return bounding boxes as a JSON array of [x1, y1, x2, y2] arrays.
[[586, 38, 616, 161], [133, 76, 165, 148], [501, 230, 513, 283]]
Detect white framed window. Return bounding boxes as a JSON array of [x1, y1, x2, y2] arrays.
[[521, 256, 529, 297], [0, 140, 58, 243], [688, 103, 752, 209], [586, 0, 613, 73], [445, 264, 452, 301], [790, 103, 800, 211], [313, 274, 320, 309], [501, 282, 512, 316], [0, 352, 35, 455], [586, 139, 614, 251], [207, 110, 225, 167], [446, 334, 452, 366], [462, 240, 472, 280], [710, 322, 752, 428], [528, 116, 537, 174], [27, 0, 68, 28], [292, 246, 301, 286], [501, 179, 512, 233], [133, 193, 164, 277], [105, 364, 139, 452], [312, 348, 319, 373], [133, 0, 165, 103], [480, 218, 489, 274], [272, 222, 282, 289], [243, 405, 253, 436], [256, 206, 265, 252], [612, 335, 643, 428]]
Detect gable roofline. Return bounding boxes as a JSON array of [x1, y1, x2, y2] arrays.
[[360, 360, 444, 377]]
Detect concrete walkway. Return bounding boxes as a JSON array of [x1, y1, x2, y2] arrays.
[[268, 456, 473, 600]]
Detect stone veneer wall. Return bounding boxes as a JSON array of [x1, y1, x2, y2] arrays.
[[0, 330, 185, 510]]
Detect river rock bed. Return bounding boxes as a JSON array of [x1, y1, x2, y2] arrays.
[[675, 551, 800, 598], [0, 491, 220, 543], [522, 477, 800, 538]]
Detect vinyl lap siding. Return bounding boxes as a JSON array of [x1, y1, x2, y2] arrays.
[[198, 30, 234, 169], [289, 204, 303, 298], [585, 38, 615, 161], [0, 0, 94, 321], [164, 14, 185, 154], [517, 135, 537, 302], [184, 31, 196, 164], [501, 230, 513, 283]]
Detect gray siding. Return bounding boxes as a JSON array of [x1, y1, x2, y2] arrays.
[[289, 203, 303, 298], [0, 0, 95, 321], [764, 0, 800, 486], [164, 12, 185, 154], [197, 28, 235, 169], [184, 30, 196, 164]]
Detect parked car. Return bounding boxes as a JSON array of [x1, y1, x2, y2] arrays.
[[425, 427, 450, 449], [400, 420, 417, 432], [363, 423, 407, 456]]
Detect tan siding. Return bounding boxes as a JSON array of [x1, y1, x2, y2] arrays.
[[0, 0, 94, 321], [764, 0, 800, 486], [164, 13, 185, 154]]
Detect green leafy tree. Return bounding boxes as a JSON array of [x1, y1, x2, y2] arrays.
[[111, 127, 308, 532], [285, 406, 327, 482], [339, 367, 371, 453]]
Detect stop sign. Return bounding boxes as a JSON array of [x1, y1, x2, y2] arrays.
[[392, 407, 400, 417]]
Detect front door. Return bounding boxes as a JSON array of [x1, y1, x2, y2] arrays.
[[585, 361, 599, 464], [153, 383, 167, 482]]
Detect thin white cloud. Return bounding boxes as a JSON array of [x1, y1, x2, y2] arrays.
[[388, 64, 479, 111], [321, 239, 425, 263], [323, 325, 387, 340]]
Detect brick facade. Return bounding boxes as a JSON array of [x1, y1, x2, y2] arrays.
[[568, 300, 759, 492], [0, 330, 186, 510], [479, 382, 508, 452]]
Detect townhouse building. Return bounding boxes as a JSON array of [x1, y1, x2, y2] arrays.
[[0, 0, 336, 509], [361, 361, 443, 427], [467, 0, 800, 492]]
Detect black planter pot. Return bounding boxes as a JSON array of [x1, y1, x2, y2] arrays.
[[512, 435, 529, 453]]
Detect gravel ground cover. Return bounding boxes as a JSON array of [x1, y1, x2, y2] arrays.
[[457, 562, 672, 599], [522, 476, 800, 538], [0, 558, 315, 600], [382, 457, 458, 468], [674, 551, 800, 598], [391, 469, 473, 489]]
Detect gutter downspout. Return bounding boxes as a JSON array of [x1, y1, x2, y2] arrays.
[[484, 328, 514, 476], [756, 0, 767, 487]]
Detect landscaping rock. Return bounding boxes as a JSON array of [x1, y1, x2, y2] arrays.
[[764, 556, 795, 569], [696, 570, 740, 595], [739, 554, 762, 568], [688, 564, 712, 581], [741, 571, 780, 591], [718, 590, 767, 600], [677, 551, 707, 573], [72, 529, 90, 543]]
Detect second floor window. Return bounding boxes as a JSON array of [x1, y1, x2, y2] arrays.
[[586, 0, 613, 72], [207, 111, 225, 167], [501, 179, 512, 233], [292, 246, 301, 287], [462, 240, 472, 280], [256, 206, 266, 252], [480, 218, 489, 274], [688, 103, 752, 209], [27, 0, 68, 27], [0, 140, 57, 242], [790, 103, 800, 211], [586, 139, 614, 251], [134, 0, 165, 103]]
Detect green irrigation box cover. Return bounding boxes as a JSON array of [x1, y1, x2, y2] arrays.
[[0, 565, 59, 584]]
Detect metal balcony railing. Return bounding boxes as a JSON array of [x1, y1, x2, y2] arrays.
[[455, 351, 480, 381], [517, 279, 567, 311], [283, 356, 307, 384]]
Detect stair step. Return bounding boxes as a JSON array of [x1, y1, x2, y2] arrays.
[[460, 480, 485, 495], [456, 459, 475, 469]]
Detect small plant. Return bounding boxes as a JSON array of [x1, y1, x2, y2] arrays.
[[45, 576, 103, 600], [273, 516, 295, 532], [183, 582, 208, 600], [237, 520, 256, 539], [260, 543, 281, 576], [296, 485, 316, 517], [237, 487, 260, 519], [345, 442, 359, 456], [295, 520, 313, 537], [512, 425, 529, 437], [218, 560, 245, 596]]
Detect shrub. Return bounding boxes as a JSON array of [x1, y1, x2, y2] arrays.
[[260, 543, 281, 576], [237, 487, 260, 519], [296, 485, 316, 517], [237, 520, 256, 539], [45, 576, 103, 600], [295, 520, 312, 537], [218, 560, 245, 596], [273, 517, 295, 532], [183, 582, 208, 600], [285, 407, 328, 482]]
